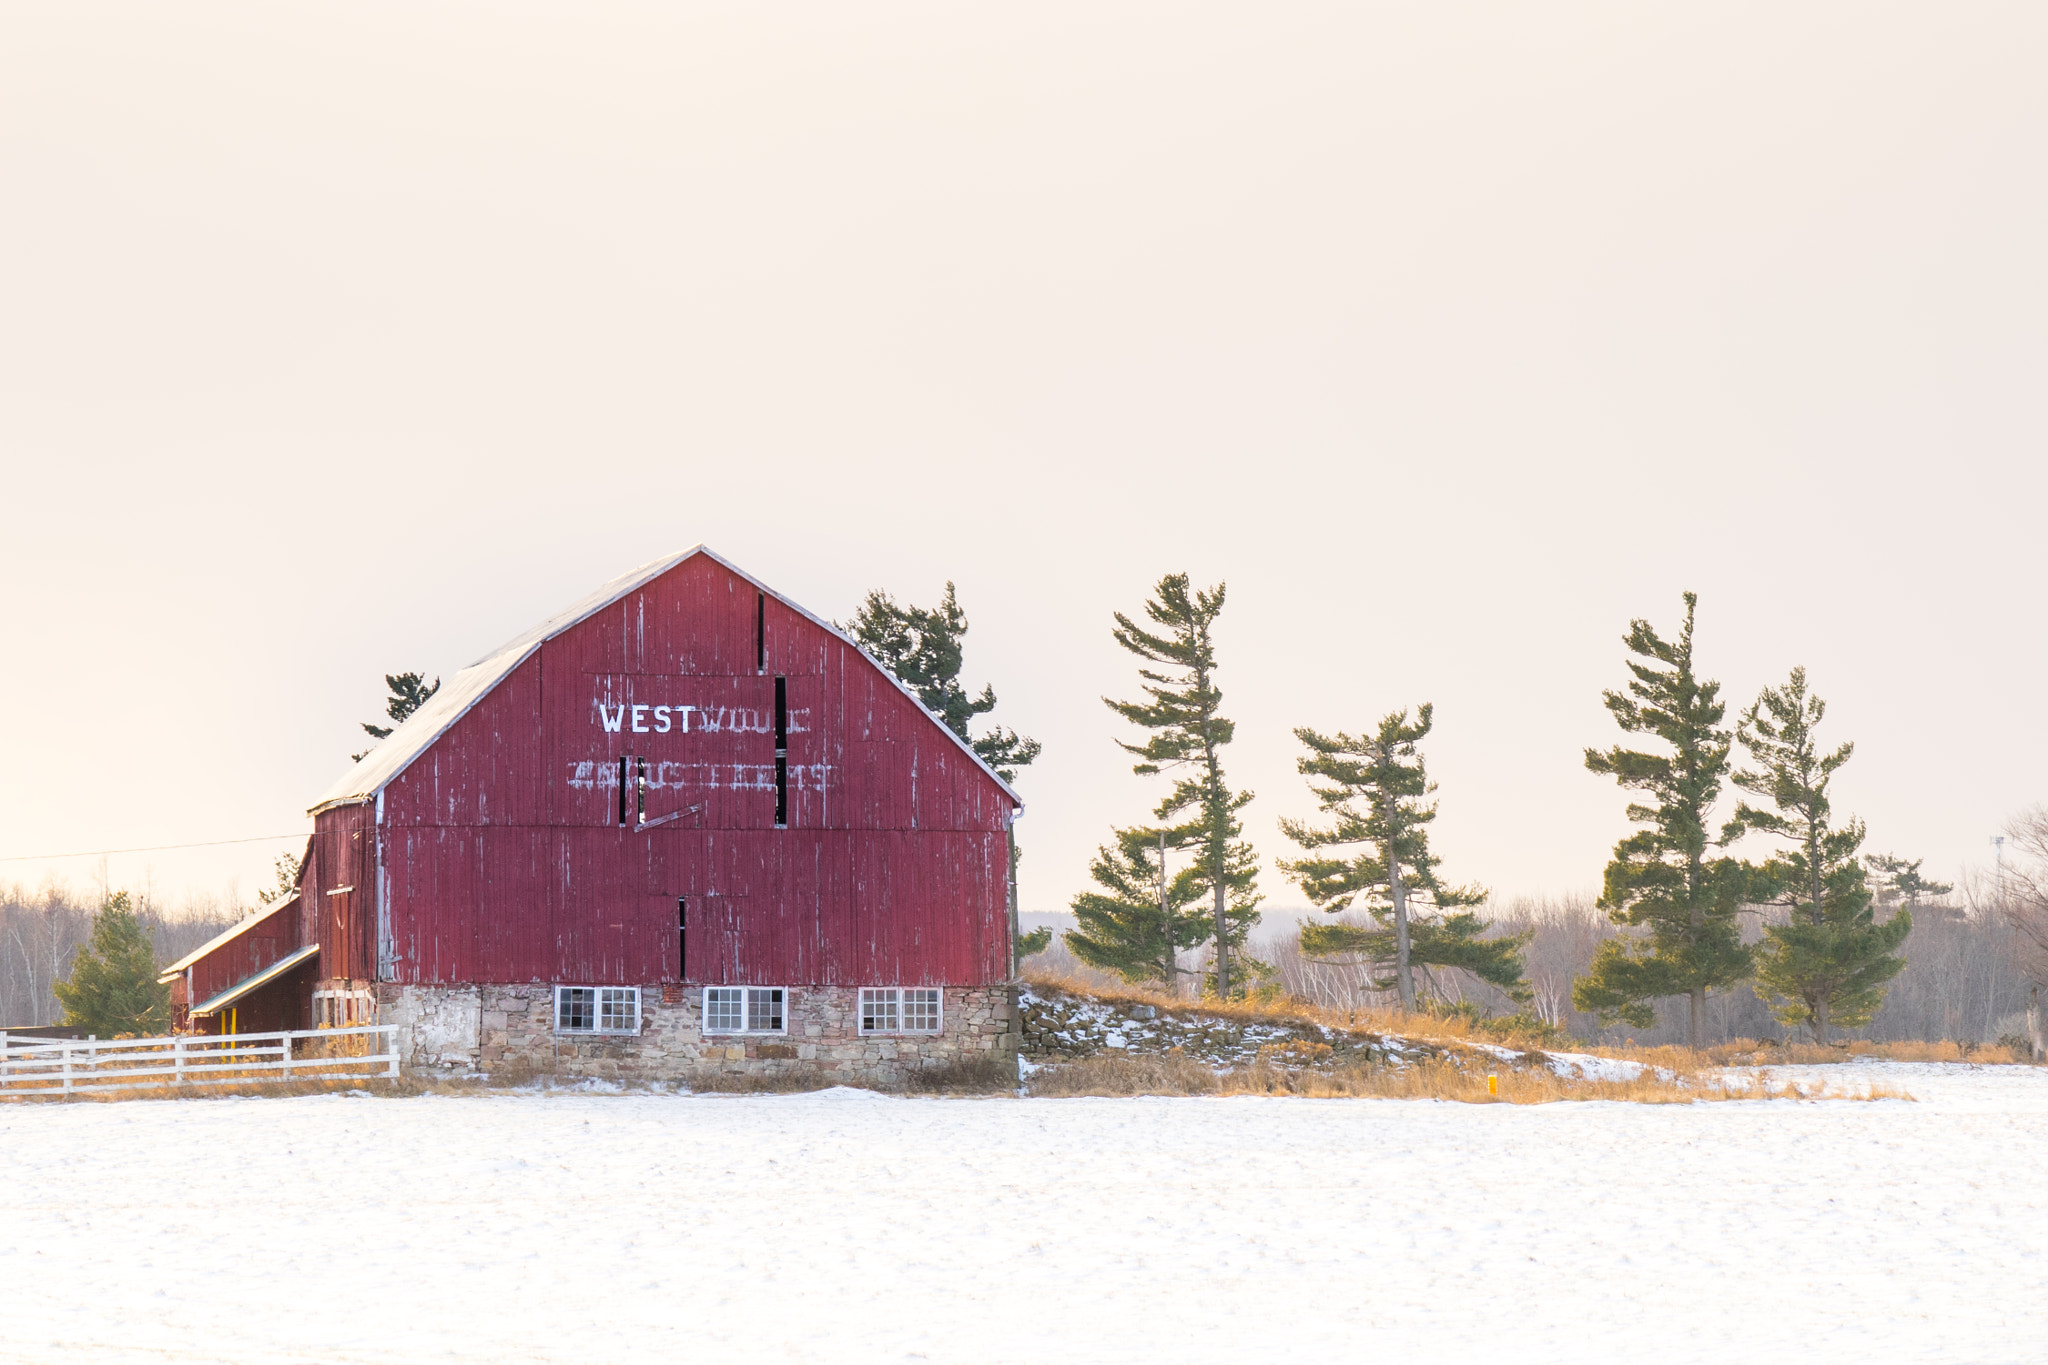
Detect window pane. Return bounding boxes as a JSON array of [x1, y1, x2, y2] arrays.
[[705, 988, 742, 1033], [557, 988, 595, 1032], [599, 988, 638, 1033], [860, 988, 898, 1032], [859, 988, 885, 1032], [747, 988, 784, 1032], [904, 989, 940, 1032]]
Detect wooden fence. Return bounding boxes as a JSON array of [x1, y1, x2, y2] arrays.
[[0, 1024, 401, 1096]]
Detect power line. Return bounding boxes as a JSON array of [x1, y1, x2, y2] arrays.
[[0, 834, 308, 864]]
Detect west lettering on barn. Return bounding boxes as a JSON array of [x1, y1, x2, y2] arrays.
[[595, 702, 699, 734], [164, 547, 1023, 1084]]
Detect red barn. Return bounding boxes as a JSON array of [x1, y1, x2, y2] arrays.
[[271, 547, 1022, 1083]]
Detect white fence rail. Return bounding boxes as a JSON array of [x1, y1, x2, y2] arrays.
[[0, 1024, 401, 1096]]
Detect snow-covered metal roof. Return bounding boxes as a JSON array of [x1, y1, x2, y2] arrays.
[[309, 546, 1023, 816], [156, 896, 301, 983]]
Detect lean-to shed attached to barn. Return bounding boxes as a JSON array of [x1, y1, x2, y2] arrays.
[[292, 546, 1023, 1082]]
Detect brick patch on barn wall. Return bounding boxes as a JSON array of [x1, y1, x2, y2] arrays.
[[376, 982, 1018, 1085]]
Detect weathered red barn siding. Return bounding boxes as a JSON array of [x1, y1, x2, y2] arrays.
[[184, 900, 304, 1006], [333, 552, 1016, 991], [307, 801, 380, 983]]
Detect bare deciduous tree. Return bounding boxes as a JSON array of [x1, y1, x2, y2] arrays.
[[1991, 807, 2048, 1060]]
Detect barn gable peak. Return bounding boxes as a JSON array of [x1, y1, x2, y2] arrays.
[[309, 546, 1023, 815]]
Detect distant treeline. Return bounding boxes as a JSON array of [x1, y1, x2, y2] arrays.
[[0, 883, 237, 1029], [1028, 893, 2038, 1050]]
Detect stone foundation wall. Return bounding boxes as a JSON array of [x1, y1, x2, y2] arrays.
[[374, 981, 1018, 1086]]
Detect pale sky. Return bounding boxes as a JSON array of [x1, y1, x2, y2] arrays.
[[4, 3, 2044, 921]]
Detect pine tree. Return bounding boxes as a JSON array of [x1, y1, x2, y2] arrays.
[[1574, 593, 1753, 1049], [1279, 706, 1526, 1012], [847, 581, 1042, 964], [1098, 574, 1261, 996], [353, 671, 442, 761], [53, 891, 170, 1037], [1067, 827, 1215, 989], [256, 851, 302, 907], [1733, 668, 1910, 1043], [846, 583, 1041, 779], [1864, 852, 1951, 914]]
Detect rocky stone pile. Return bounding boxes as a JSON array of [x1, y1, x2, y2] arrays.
[[1019, 983, 1449, 1070]]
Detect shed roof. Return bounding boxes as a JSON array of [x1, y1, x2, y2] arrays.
[[310, 546, 1024, 815], [157, 896, 301, 984], [190, 944, 321, 1017]]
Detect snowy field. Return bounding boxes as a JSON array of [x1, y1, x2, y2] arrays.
[[4, 1063, 2046, 1364]]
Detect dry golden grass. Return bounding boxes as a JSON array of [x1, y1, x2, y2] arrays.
[[1581, 1036, 2034, 1068], [1026, 1052, 1912, 1103], [1023, 1052, 1716, 1103], [684, 1069, 839, 1094]]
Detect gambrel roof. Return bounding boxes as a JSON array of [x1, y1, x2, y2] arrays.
[[310, 546, 1024, 815]]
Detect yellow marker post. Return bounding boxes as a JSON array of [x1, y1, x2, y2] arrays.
[[1487, 1074, 1498, 1096]]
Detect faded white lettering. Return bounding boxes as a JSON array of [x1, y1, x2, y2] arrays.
[[592, 700, 710, 734]]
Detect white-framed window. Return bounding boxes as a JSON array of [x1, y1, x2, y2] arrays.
[[554, 985, 641, 1035], [860, 987, 942, 1034], [702, 986, 786, 1034]]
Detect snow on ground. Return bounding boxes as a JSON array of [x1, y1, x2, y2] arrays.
[[4, 1063, 2046, 1364]]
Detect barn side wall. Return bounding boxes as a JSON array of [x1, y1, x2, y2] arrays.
[[376, 982, 1019, 1086]]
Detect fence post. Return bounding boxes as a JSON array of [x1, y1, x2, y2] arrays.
[[281, 1032, 292, 1081], [61, 1044, 73, 1095], [386, 1025, 400, 1079], [174, 1035, 185, 1086]]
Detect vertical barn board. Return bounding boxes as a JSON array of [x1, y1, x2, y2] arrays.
[[544, 830, 677, 985], [312, 803, 381, 982], [693, 896, 749, 985], [420, 827, 474, 985], [908, 738, 1000, 834], [655, 553, 754, 678], [378, 653, 544, 829], [381, 828, 416, 979], [476, 828, 550, 982], [808, 833, 856, 985], [766, 832, 831, 984], [395, 827, 482, 985], [921, 832, 959, 985], [640, 826, 702, 983], [748, 836, 793, 983], [850, 832, 893, 985], [551, 830, 617, 984], [185, 900, 301, 1004], [979, 831, 1007, 980], [782, 673, 833, 831]]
